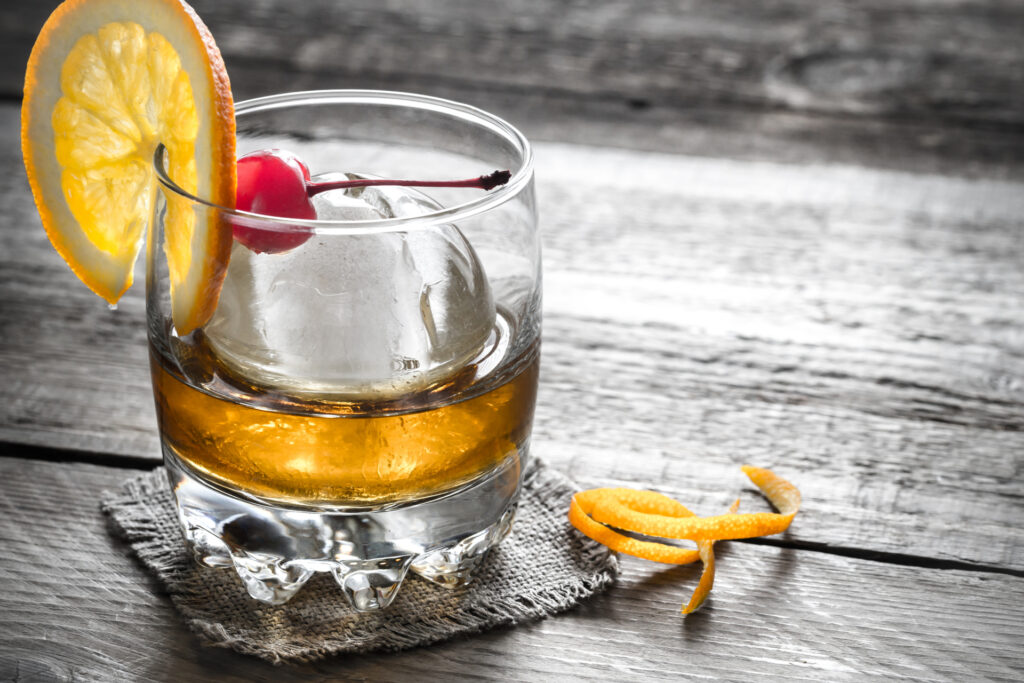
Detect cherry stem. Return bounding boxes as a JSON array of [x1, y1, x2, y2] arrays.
[[306, 170, 512, 198]]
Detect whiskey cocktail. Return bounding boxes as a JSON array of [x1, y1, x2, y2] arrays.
[[148, 91, 540, 608]]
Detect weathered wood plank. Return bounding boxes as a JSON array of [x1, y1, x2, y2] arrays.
[[0, 457, 1022, 681], [2, 108, 1023, 569], [538, 148, 1024, 571], [7, 0, 1024, 125], [4, 2, 1022, 677], [4, 3, 1024, 177]]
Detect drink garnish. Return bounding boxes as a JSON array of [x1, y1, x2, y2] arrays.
[[22, 0, 236, 334], [233, 149, 511, 254], [569, 466, 801, 614]]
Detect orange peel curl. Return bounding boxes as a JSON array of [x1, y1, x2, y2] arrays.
[[588, 465, 800, 542], [569, 491, 701, 565], [568, 466, 800, 615], [681, 498, 739, 614]]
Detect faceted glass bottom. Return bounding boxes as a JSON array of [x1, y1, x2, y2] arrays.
[[164, 447, 524, 610]]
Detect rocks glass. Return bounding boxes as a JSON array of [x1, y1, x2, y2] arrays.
[[147, 91, 540, 610]]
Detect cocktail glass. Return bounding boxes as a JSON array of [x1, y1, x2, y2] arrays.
[[147, 91, 540, 610]]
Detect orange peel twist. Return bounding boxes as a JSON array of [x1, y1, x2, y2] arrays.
[[569, 489, 702, 565], [568, 466, 801, 614], [682, 498, 739, 615]]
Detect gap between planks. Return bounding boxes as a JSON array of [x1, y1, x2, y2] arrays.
[[3, 446, 1018, 583]]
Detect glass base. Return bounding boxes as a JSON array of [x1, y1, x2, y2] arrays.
[[164, 448, 524, 610]]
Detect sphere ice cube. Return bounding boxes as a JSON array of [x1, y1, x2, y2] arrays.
[[203, 177, 496, 396]]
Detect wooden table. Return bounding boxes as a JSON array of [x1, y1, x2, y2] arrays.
[[2, 1, 1022, 680]]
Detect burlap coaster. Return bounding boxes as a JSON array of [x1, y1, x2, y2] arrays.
[[101, 459, 617, 664]]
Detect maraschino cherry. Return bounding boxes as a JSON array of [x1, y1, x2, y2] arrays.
[[233, 150, 316, 253], [233, 149, 511, 254]]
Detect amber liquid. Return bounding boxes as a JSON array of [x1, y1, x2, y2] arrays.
[[152, 340, 539, 507]]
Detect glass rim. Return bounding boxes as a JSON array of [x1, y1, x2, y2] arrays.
[[153, 89, 534, 234]]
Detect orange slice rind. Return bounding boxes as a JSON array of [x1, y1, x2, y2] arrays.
[[22, 0, 235, 334], [568, 466, 801, 615]]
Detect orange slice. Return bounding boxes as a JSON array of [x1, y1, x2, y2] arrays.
[[22, 0, 235, 334]]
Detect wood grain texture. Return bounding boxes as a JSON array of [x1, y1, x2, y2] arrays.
[[537, 148, 1024, 571], [0, 457, 1022, 681], [2, 105, 1022, 570], [3, 1, 1023, 678], [7, 0, 1024, 123], [4, 2, 1024, 177]]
